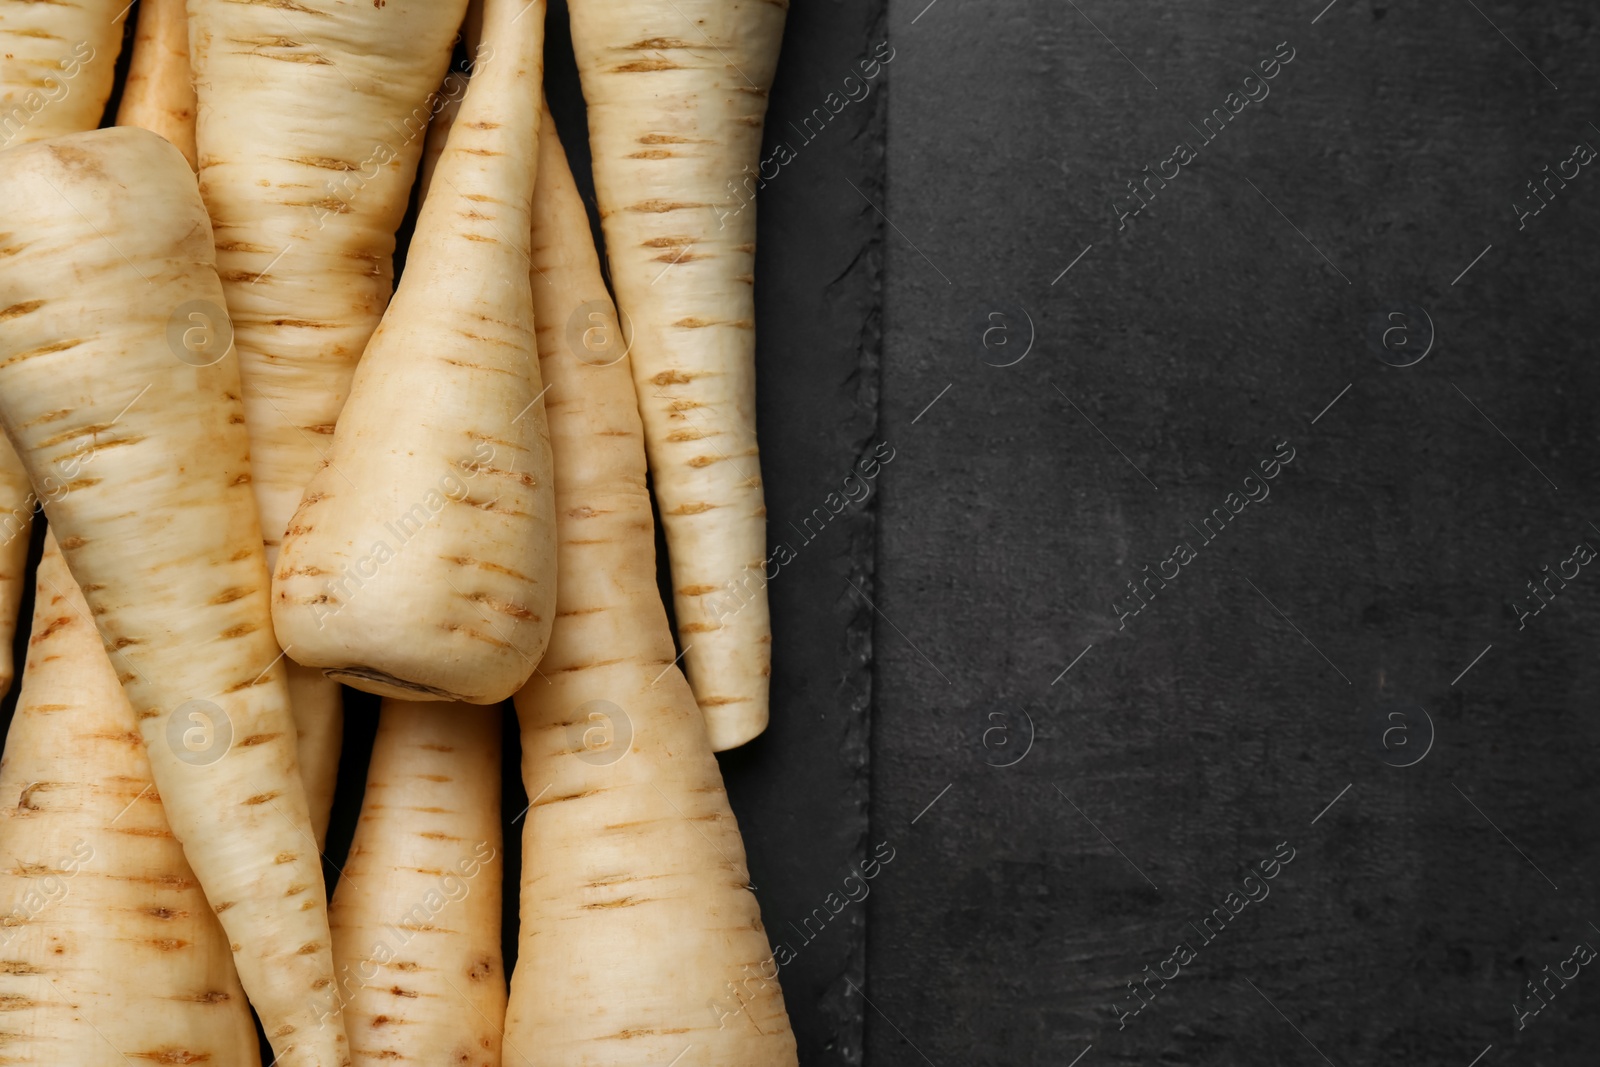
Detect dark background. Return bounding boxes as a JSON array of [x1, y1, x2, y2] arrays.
[[18, 0, 1598, 1064], [863, 1, 1600, 1066]]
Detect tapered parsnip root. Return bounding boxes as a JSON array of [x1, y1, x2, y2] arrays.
[[0, 127, 347, 1067], [416, 0, 484, 205], [0, 0, 134, 700], [329, 701, 504, 1066], [417, 71, 467, 205], [503, 114, 797, 1066], [114, 10, 349, 848], [272, 0, 555, 706], [567, 0, 787, 751], [116, 0, 196, 167], [0, 0, 128, 151], [187, 0, 464, 606], [290, 667, 343, 848], [0, 450, 29, 698], [189, 0, 474, 841], [0, 535, 261, 1066], [188, 0, 469, 564]]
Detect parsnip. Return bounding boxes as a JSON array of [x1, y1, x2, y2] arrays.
[[113, 1, 340, 849], [0, 0, 127, 150], [0, 453, 28, 698], [188, 0, 473, 844], [272, 0, 555, 706], [329, 701, 504, 1067], [567, 0, 788, 750], [416, 70, 467, 206], [0, 0, 132, 699], [416, 0, 478, 211], [287, 666, 342, 848], [0, 535, 261, 1066], [503, 113, 796, 1066], [187, 0, 468, 561], [116, 0, 196, 168], [0, 127, 347, 1067]]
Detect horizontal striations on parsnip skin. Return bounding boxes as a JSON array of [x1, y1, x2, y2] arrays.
[[188, 0, 469, 845], [0, 127, 348, 1067], [503, 113, 797, 1067], [0, 0, 134, 703], [188, 0, 469, 563], [0, 0, 129, 151], [115, 0, 196, 168], [0, 535, 262, 1066], [567, 0, 788, 752], [329, 701, 505, 1067], [270, 0, 555, 707]]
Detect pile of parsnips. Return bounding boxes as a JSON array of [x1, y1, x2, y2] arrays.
[[0, 0, 794, 1063]]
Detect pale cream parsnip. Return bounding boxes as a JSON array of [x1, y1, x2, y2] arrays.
[[329, 701, 504, 1067], [121, 2, 378, 860], [116, 0, 196, 167], [0, 0, 128, 149], [0, 536, 261, 1066], [503, 114, 797, 1067], [187, 0, 468, 846], [566, 0, 789, 750], [0, 0, 132, 699], [0, 127, 347, 1067], [272, 0, 555, 706]]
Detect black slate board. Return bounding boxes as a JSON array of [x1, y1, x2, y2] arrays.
[[867, 0, 1600, 1065]]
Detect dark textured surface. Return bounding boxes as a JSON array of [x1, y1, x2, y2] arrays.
[[867, 0, 1600, 1065]]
